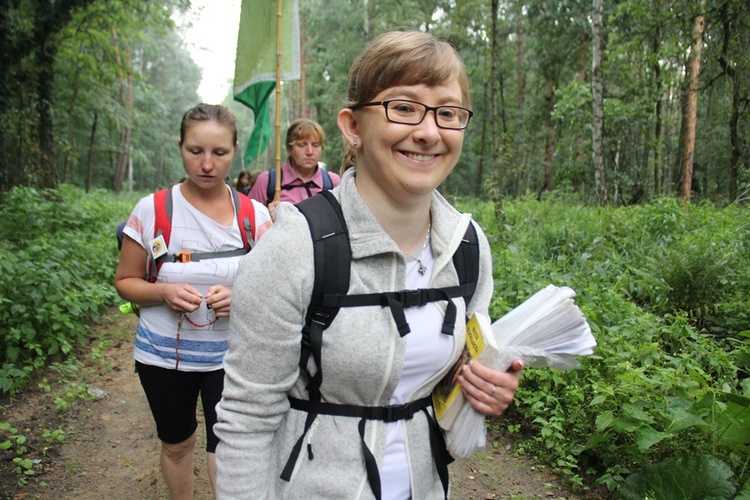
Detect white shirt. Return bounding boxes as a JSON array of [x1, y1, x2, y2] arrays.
[[381, 243, 453, 499], [123, 185, 272, 371]]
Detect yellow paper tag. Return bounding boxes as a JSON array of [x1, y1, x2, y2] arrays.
[[149, 235, 167, 259]]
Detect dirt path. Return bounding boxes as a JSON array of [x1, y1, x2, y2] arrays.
[[1, 309, 591, 499]]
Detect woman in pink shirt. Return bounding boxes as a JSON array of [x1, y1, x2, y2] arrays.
[[247, 118, 341, 218]]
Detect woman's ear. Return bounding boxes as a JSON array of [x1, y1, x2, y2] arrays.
[[337, 108, 360, 147]]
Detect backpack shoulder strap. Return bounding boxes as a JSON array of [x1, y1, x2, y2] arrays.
[[148, 188, 172, 282], [320, 166, 333, 191], [153, 188, 172, 245], [266, 167, 278, 205], [231, 186, 256, 248], [149, 185, 254, 282], [452, 221, 479, 311], [281, 191, 350, 484], [295, 190, 351, 399]]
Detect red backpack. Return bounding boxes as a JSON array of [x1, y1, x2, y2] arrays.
[[146, 185, 256, 282]]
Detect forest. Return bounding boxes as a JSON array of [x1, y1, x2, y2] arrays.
[[0, 0, 747, 203], [0, 0, 749, 498]]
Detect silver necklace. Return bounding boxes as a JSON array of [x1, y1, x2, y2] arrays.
[[407, 224, 431, 276]]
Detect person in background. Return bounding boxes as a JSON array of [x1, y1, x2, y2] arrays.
[[115, 104, 272, 498], [248, 170, 261, 192], [234, 170, 252, 195], [215, 31, 523, 499], [247, 118, 340, 218]]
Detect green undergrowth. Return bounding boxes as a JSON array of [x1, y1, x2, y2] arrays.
[[455, 194, 750, 498], [1, 186, 748, 497], [0, 310, 132, 490], [0, 185, 141, 394]]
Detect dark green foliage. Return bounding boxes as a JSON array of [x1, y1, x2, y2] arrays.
[[617, 455, 736, 500], [455, 195, 750, 495], [0, 185, 139, 393]]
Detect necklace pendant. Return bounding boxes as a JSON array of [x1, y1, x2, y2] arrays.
[[417, 260, 427, 276]]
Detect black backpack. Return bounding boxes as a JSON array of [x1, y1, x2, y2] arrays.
[[265, 164, 334, 205], [280, 190, 479, 500]]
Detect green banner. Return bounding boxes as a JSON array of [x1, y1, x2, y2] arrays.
[[233, 0, 300, 164], [235, 81, 275, 166]]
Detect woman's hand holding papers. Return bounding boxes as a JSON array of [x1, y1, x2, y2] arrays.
[[458, 359, 524, 416]]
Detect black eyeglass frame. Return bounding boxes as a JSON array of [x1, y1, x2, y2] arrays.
[[348, 99, 474, 130]]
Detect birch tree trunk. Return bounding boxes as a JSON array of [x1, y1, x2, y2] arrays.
[[651, 4, 664, 195], [591, 0, 608, 205], [490, 0, 506, 229]]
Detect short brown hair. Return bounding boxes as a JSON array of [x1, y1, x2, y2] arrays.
[[341, 31, 470, 172], [179, 103, 238, 145], [346, 31, 470, 108], [286, 118, 325, 151]]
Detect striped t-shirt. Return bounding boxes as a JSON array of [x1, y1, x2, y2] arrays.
[[123, 184, 272, 371]]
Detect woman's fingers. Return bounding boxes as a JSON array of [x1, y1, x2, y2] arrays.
[[458, 359, 524, 416]]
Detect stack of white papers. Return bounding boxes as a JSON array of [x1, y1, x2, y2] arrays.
[[439, 285, 596, 458]]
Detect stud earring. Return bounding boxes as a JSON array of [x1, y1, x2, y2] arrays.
[[352, 140, 358, 147]]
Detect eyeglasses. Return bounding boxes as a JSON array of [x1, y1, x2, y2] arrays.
[[348, 99, 473, 130]]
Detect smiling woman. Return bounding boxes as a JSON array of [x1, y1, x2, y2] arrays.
[[214, 31, 524, 500], [175, 0, 242, 104]]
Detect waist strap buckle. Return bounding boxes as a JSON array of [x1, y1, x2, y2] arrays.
[[382, 402, 411, 422], [174, 251, 192, 263], [396, 289, 428, 308]]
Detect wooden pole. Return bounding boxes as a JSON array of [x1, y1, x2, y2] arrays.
[[273, 0, 283, 203]]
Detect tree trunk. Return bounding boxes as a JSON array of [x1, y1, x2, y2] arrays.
[[679, 4, 705, 201], [513, 2, 525, 197], [576, 30, 588, 191], [718, 1, 741, 201], [516, 3, 525, 115], [86, 113, 98, 193], [728, 84, 740, 201], [490, 0, 506, 230], [614, 139, 621, 206], [363, 0, 371, 42], [112, 30, 133, 193], [156, 57, 166, 189], [541, 79, 556, 196], [35, 0, 58, 189], [477, 82, 488, 198], [477, 120, 488, 199], [591, 0, 608, 205], [651, 10, 664, 195]]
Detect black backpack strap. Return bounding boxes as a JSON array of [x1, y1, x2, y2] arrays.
[[296, 190, 350, 394], [281, 190, 350, 484], [322, 286, 467, 337], [453, 221, 479, 312], [269, 166, 334, 204], [280, 204, 476, 500], [266, 167, 277, 205]]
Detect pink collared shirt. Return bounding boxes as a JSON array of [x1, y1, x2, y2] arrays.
[[247, 162, 341, 206]]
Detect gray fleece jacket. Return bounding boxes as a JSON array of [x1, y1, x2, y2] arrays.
[[215, 168, 493, 499]]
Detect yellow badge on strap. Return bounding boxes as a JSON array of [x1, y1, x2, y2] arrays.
[[149, 235, 167, 259]]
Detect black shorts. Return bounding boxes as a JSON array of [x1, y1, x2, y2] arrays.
[[136, 361, 224, 453]]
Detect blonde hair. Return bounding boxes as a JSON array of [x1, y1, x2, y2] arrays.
[[342, 31, 470, 171]]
